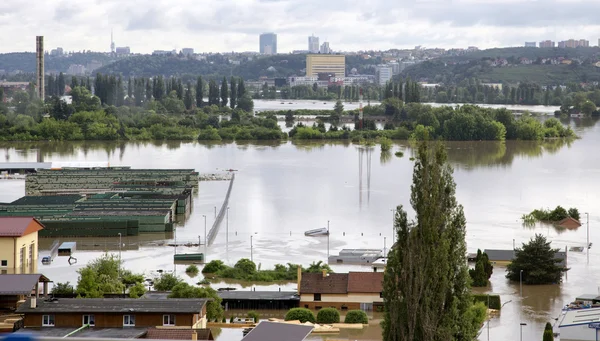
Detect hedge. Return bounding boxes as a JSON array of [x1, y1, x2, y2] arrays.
[[316, 308, 340, 324], [285, 308, 316, 323], [473, 294, 501, 310], [344, 310, 368, 324], [247, 311, 260, 323]]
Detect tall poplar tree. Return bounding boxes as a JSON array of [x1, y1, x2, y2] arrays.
[[71, 76, 79, 89], [127, 77, 133, 100], [145, 78, 153, 102], [208, 79, 218, 106], [57, 72, 66, 96], [220, 77, 228, 107], [230, 77, 237, 109], [382, 138, 481, 341], [184, 82, 194, 110], [238, 79, 246, 98], [196, 76, 204, 108]]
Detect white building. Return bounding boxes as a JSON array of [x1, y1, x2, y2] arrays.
[[181, 48, 194, 56], [308, 35, 319, 53], [559, 307, 600, 341], [376, 65, 393, 86], [115, 47, 130, 55], [288, 76, 318, 87], [153, 50, 176, 56], [525, 42, 537, 47], [67, 64, 86, 76], [320, 42, 331, 54]]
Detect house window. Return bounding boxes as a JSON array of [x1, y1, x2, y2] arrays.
[[314, 293, 321, 301], [163, 314, 175, 326], [380, 292, 383, 298], [83, 315, 95, 326], [123, 315, 135, 326], [0, 260, 7, 266], [42, 315, 55, 326]]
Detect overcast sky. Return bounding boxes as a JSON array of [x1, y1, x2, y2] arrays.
[[1, 0, 600, 54]]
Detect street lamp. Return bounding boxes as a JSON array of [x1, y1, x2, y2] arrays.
[[327, 220, 330, 260], [202, 215, 207, 250], [519, 322, 527, 341], [390, 208, 396, 236], [118, 233, 122, 278], [250, 235, 253, 263], [520, 270, 523, 297], [384, 237, 387, 258], [586, 212, 590, 264], [226, 207, 230, 244]]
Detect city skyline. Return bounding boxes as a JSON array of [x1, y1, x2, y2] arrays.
[[2, 0, 600, 54]]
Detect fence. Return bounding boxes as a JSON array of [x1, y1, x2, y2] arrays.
[[206, 173, 235, 246]]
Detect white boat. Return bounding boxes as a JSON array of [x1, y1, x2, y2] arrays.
[[304, 228, 329, 236]]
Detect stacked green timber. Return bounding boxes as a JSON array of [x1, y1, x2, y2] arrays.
[[39, 219, 139, 237], [66, 210, 171, 232]]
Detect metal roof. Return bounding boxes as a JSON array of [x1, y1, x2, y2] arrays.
[[0, 217, 44, 237], [16, 298, 207, 314], [218, 291, 299, 301], [0, 274, 52, 295], [242, 322, 313, 341], [560, 307, 600, 327], [484, 249, 567, 266], [0, 162, 52, 170]]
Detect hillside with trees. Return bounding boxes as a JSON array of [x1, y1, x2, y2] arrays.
[[0, 52, 115, 74]]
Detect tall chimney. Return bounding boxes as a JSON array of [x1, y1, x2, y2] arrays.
[[297, 266, 302, 294], [36, 36, 45, 100], [30, 297, 37, 309]]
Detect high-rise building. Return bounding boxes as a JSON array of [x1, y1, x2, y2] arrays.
[[36, 36, 44, 100], [319, 42, 331, 54], [50, 47, 64, 56], [306, 54, 345, 77], [308, 35, 319, 53], [115, 47, 131, 55], [558, 39, 589, 48], [259, 33, 277, 55], [181, 48, 194, 56], [524, 42, 536, 47], [539, 40, 555, 48], [110, 29, 115, 54], [376, 65, 393, 86]]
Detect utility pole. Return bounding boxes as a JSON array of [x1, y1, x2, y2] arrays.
[[586, 212, 590, 264], [251, 235, 253, 263], [520, 270, 523, 297], [118, 233, 122, 278], [203, 214, 207, 252], [226, 207, 230, 244], [327, 220, 330, 260]]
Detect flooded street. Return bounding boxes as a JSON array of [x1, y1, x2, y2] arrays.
[[0, 116, 599, 341]]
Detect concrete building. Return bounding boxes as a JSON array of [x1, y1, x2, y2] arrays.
[[539, 40, 555, 48], [319, 42, 331, 54], [115, 47, 130, 55], [259, 33, 277, 55], [559, 307, 600, 341], [50, 47, 64, 56], [306, 54, 345, 77], [67, 64, 86, 76], [376, 65, 393, 86], [308, 35, 319, 53], [152, 50, 176, 56], [525, 42, 536, 47], [558, 39, 589, 48], [181, 48, 194, 56], [298, 271, 383, 311], [0, 217, 44, 274], [36, 36, 44, 99]]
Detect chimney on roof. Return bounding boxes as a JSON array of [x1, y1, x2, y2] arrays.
[[297, 266, 302, 294], [191, 331, 197, 341], [322, 269, 327, 278], [30, 297, 37, 309]]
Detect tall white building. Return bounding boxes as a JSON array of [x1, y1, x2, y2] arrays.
[[320, 42, 331, 54], [376, 65, 393, 86], [308, 35, 319, 53]]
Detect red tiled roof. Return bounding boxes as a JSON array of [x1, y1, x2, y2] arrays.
[[299, 273, 348, 294], [0, 217, 44, 237], [558, 217, 582, 230], [347, 272, 384, 293]]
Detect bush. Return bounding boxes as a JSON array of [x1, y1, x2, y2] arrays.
[[247, 311, 260, 323], [316, 308, 340, 324], [472, 294, 501, 310], [202, 260, 227, 274], [230, 316, 234, 323], [186, 265, 199, 274], [285, 308, 316, 323], [379, 137, 392, 152], [222, 317, 226, 323], [344, 310, 368, 324]]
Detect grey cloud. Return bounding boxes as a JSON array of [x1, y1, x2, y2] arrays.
[[126, 8, 167, 31]]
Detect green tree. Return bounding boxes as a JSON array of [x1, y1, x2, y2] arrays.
[[506, 234, 568, 285], [196, 76, 204, 107], [344, 310, 368, 324], [208, 79, 219, 106], [543, 322, 553, 341], [568, 208, 580, 221], [230, 77, 237, 109], [153, 273, 183, 291], [581, 100, 596, 116], [202, 260, 227, 274], [469, 249, 493, 287], [238, 79, 246, 98], [169, 282, 224, 320], [76, 253, 144, 297], [71, 76, 79, 89], [247, 311, 260, 323], [305, 261, 332, 273], [234, 258, 257, 275], [220, 77, 228, 107], [51, 282, 75, 295], [382, 139, 480, 341], [285, 308, 316, 323], [57, 72, 66, 96], [237, 94, 254, 113], [316, 308, 340, 324]]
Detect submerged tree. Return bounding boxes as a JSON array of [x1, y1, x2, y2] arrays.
[[506, 234, 568, 285], [469, 249, 493, 287], [382, 138, 483, 341]]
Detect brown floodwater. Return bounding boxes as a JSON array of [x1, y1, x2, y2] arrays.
[[0, 116, 599, 341]]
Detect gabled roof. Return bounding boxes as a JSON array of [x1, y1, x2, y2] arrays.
[[16, 298, 207, 314], [0, 274, 51, 295], [0, 217, 44, 237], [300, 273, 348, 294], [145, 328, 214, 340], [558, 217, 582, 229], [347, 272, 383, 293], [242, 322, 313, 341]]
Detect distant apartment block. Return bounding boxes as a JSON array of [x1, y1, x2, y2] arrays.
[[539, 40, 555, 48], [260, 33, 277, 55], [320, 42, 331, 54], [181, 48, 194, 56], [306, 54, 345, 78], [50, 47, 64, 56], [524, 42, 536, 47], [376, 65, 393, 86], [153, 50, 176, 56], [115, 47, 130, 55], [67, 64, 86, 76], [308, 35, 319, 53], [558, 39, 589, 48]]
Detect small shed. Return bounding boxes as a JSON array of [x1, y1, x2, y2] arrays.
[[57, 242, 76, 256]]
